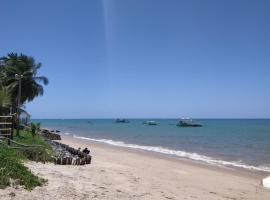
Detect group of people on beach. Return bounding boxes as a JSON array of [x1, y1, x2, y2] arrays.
[[78, 147, 90, 154]]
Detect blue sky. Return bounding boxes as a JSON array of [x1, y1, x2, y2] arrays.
[[1, 0, 270, 118]]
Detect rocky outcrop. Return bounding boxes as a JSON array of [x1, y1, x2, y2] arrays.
[[48, 140, 91, 165], [41, 129, 61, 140]]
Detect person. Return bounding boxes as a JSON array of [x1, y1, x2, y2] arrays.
[[82, 147, 90, 154]]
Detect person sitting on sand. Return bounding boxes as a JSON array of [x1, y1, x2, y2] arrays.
[[82, 147, 90, 154]]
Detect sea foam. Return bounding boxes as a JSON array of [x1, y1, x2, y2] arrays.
[[73, 135, 270, 172]]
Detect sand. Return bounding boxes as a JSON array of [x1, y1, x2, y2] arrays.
[[1, 135, 270, 200]]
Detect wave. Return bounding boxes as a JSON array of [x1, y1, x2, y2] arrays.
[[73, 135, 270, 172]]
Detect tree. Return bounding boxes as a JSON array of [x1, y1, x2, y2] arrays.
[[30, 122, 40, 137], [0, 86, 11, 115], [0, 53, 48, 136], [0, 53, 49, 112]]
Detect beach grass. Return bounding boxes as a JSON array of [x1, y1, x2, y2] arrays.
[[13, 130, 54, 162], [0, 146, 47, 190], [0, 129, 53, 190]]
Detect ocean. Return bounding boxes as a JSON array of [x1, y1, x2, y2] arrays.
[[32, 119, 270, 172]]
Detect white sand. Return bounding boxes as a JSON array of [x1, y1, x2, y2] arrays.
[[1, 135, 270, 200]]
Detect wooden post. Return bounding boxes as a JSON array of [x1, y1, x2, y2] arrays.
[[0, 116, 13, 145], [11, 115, 14, 140]]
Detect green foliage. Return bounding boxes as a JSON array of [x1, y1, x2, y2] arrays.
[[0, 130, 53, 190], [30, 123, 36, 137], [0, 53, 51, 190], [0, 52, 49, 112], [14, 130, 54, 162], [0, 86, 11, 115], [0, 147, 47, 190], [30, 122, 40, 137]]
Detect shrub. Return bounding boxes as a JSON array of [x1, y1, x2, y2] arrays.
[[0, 147, 47, 190], [14, 130, 54, 162], [30, 122, 40, 137]]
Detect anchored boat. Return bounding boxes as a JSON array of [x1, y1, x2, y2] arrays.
[[115, 119, 130, 123], [143, 121, 157, 125], [177, 118, 202, 127]]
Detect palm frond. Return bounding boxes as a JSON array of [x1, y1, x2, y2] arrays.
[[0, 87, 11, 114], [34, 76, 49, 85], [0, 53, 49, 104]]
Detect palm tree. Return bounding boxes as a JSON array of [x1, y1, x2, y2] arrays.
[[0, 86, 11, 115], [1, 53, 48, 136], [0, 53, 49, 112]]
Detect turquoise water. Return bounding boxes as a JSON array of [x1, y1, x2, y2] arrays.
[[32, 119, 270, 172]]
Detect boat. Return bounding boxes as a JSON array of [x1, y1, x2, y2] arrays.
[[177, 118, 202, 127], [115, 119, 130, 123], [143, 120, 157, 125]]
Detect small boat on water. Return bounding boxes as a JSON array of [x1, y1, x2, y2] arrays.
[[177, 118, 202, 127], [143, 121, 157, 125], [115, 119, 130, 123]]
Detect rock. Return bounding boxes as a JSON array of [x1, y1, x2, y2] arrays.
[[50, 140, 91, 166], [41, 129, 61, 140]]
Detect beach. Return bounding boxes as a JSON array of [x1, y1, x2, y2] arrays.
[[1, 0, 270, 198], [1, 134, 270, 200]]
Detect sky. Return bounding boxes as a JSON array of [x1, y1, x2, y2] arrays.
[[0, 0, 270, 119]]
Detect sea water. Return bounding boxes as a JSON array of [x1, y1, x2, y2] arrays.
[[32, 119, 270, 172]]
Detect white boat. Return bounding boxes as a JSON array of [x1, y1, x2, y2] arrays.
[[143, 121, 157, 125], [177, 118, 202, 127]]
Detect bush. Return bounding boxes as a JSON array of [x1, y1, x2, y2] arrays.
[[30, 122, 40, 137], [14, 130, 54, 162], [0, 147, 47, 190]]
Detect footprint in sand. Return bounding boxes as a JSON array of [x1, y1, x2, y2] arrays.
[[162, 193, 175, 199], [91, 191, 98, 198], [209, 191, 217, 195], [133, 177, 141, 182], [164, 196, 174, 199], [9, 192, 16, 197]]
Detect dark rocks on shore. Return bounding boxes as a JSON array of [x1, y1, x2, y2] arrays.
[[40, 129, 91, 165], [47, 140, 91, 165], [41, 129, 61, 140], [54, 156, 91, 165]]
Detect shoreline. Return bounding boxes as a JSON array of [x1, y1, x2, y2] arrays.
[[62, 134, 269, 179], [1, 133, 270, 199], [69, 132, 270, 175], [40, 120, 270, 174]]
